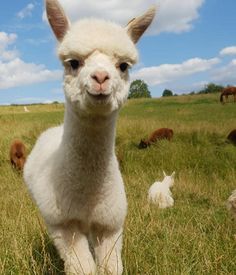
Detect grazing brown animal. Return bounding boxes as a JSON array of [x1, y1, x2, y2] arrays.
[[139, 128, 174, 149], [10, 140, 26, 170], [220, 86, 236, 104], [227, 129, 236, 145]]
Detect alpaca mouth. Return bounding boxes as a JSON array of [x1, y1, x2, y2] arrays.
[[86, 91, 111, 101]]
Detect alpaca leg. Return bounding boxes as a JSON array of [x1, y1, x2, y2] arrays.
[[48, 224, 96, 275], [92, 228, 123, 275]]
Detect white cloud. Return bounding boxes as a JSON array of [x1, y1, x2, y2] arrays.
[[211, 59, 236, 85], [155, 0, 204, 34], [17, 3, 35, 19], [0, 32, 18, 61], [1, 50, 18, 61], [0, 58, 62, 89], [131, 57, 220, 86], [43, 0, 205, 35], [0, 32, 17, 48], [220, 46, 236, 56], [26, 38, 51, 45], [0, 32, 62, 90]]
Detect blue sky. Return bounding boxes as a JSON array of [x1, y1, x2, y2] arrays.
[[0, 0, 236, 105]]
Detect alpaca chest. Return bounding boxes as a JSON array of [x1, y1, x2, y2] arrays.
[[53, 161, 127, 229]]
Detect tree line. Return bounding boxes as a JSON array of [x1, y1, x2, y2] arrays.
[[128, 80, 227, 99]]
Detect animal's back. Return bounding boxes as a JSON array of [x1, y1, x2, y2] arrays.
[[148, 182, 173, 208], [10, 140, 25, 156], [148, 181, 165, 201], [224, 86, 236, 94], [23, 126, 64, 223], [148, 181, 174, 208], [10, 140, 26, 169], [24, 126, 63, 187], [149, 128, 173, 142]]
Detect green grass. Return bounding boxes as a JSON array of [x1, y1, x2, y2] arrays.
[[0, 94, 236, 274]]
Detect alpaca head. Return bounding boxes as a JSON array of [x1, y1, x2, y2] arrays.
[[162, 171, 175, 187], [10, 140, 26, 170], [45, 0, 156, 115], [138, 139, 149, 149]]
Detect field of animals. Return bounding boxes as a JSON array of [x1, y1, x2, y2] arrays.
[[0, 92, 236, 274]]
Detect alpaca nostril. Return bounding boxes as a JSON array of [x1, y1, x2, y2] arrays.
[[91, 71, 110, 84]]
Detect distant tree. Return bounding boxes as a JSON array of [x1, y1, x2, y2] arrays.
[[162, 89, 173, 97], [198, 83, 224, 94], [128, 79, 151, 99]]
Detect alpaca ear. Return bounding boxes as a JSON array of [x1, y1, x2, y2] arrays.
[[45, 0, 70, 41], [171, 171, 175, 177], [126, 6, 156, 44], [163, 170, 166, 177]]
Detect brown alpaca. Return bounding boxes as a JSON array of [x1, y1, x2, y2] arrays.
[[139, 128, 174, 149], [227, 129, 236, 145], [10, 140, 26, 170], [220, 86, 236, 104]]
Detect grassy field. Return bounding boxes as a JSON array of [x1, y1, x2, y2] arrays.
[[0, 93, 236, 274]]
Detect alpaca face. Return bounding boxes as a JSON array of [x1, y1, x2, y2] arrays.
[[59, 19, 138, 115], [45, 0, 156, 115], [62, 45, 132, 115]]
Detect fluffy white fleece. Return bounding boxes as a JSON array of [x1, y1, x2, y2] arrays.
[[24, 0, 155, 274], [148, 171, 175, 208], [58, 19, 138, 64]]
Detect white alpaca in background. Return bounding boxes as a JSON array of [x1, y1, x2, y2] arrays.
[[24, 106, 30, 112], [23, 0, 155, 274], [148, 171, 175, 208], [227, 190, 236, 220]]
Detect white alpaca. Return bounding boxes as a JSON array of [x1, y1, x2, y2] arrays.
[[24, 106, 30, 112], [23, 1, 155, 274], [148, 171, 175, 208], [227, 190, 236, 220]]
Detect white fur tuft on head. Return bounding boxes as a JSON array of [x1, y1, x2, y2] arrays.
[[45, 0, 156, 116]]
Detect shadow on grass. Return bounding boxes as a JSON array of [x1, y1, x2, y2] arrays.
[[31, 233, 65, 275]]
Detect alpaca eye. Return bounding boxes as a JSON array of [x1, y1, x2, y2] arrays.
[[119, 62, 129, 72], [69, 59, 80, 70]]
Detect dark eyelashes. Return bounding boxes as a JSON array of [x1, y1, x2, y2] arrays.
[[68, 59, 80, 70], [119, 62, 129, 72], [64, 59, 131, 72]]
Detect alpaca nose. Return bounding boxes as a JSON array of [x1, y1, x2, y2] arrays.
[[91, 71, 110, 84]]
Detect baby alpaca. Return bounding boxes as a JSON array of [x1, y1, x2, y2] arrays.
[[139, 128, 173, 149], [227, 190, 236, 220], [10, 140, 26, 170], [24, 1, 156, 274], [148, 171, 175, 208], [24, 106, 30, 112]]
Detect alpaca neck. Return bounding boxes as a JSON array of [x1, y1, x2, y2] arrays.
[[61, 102, 118, 156], [162, 178, 172, 188]]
